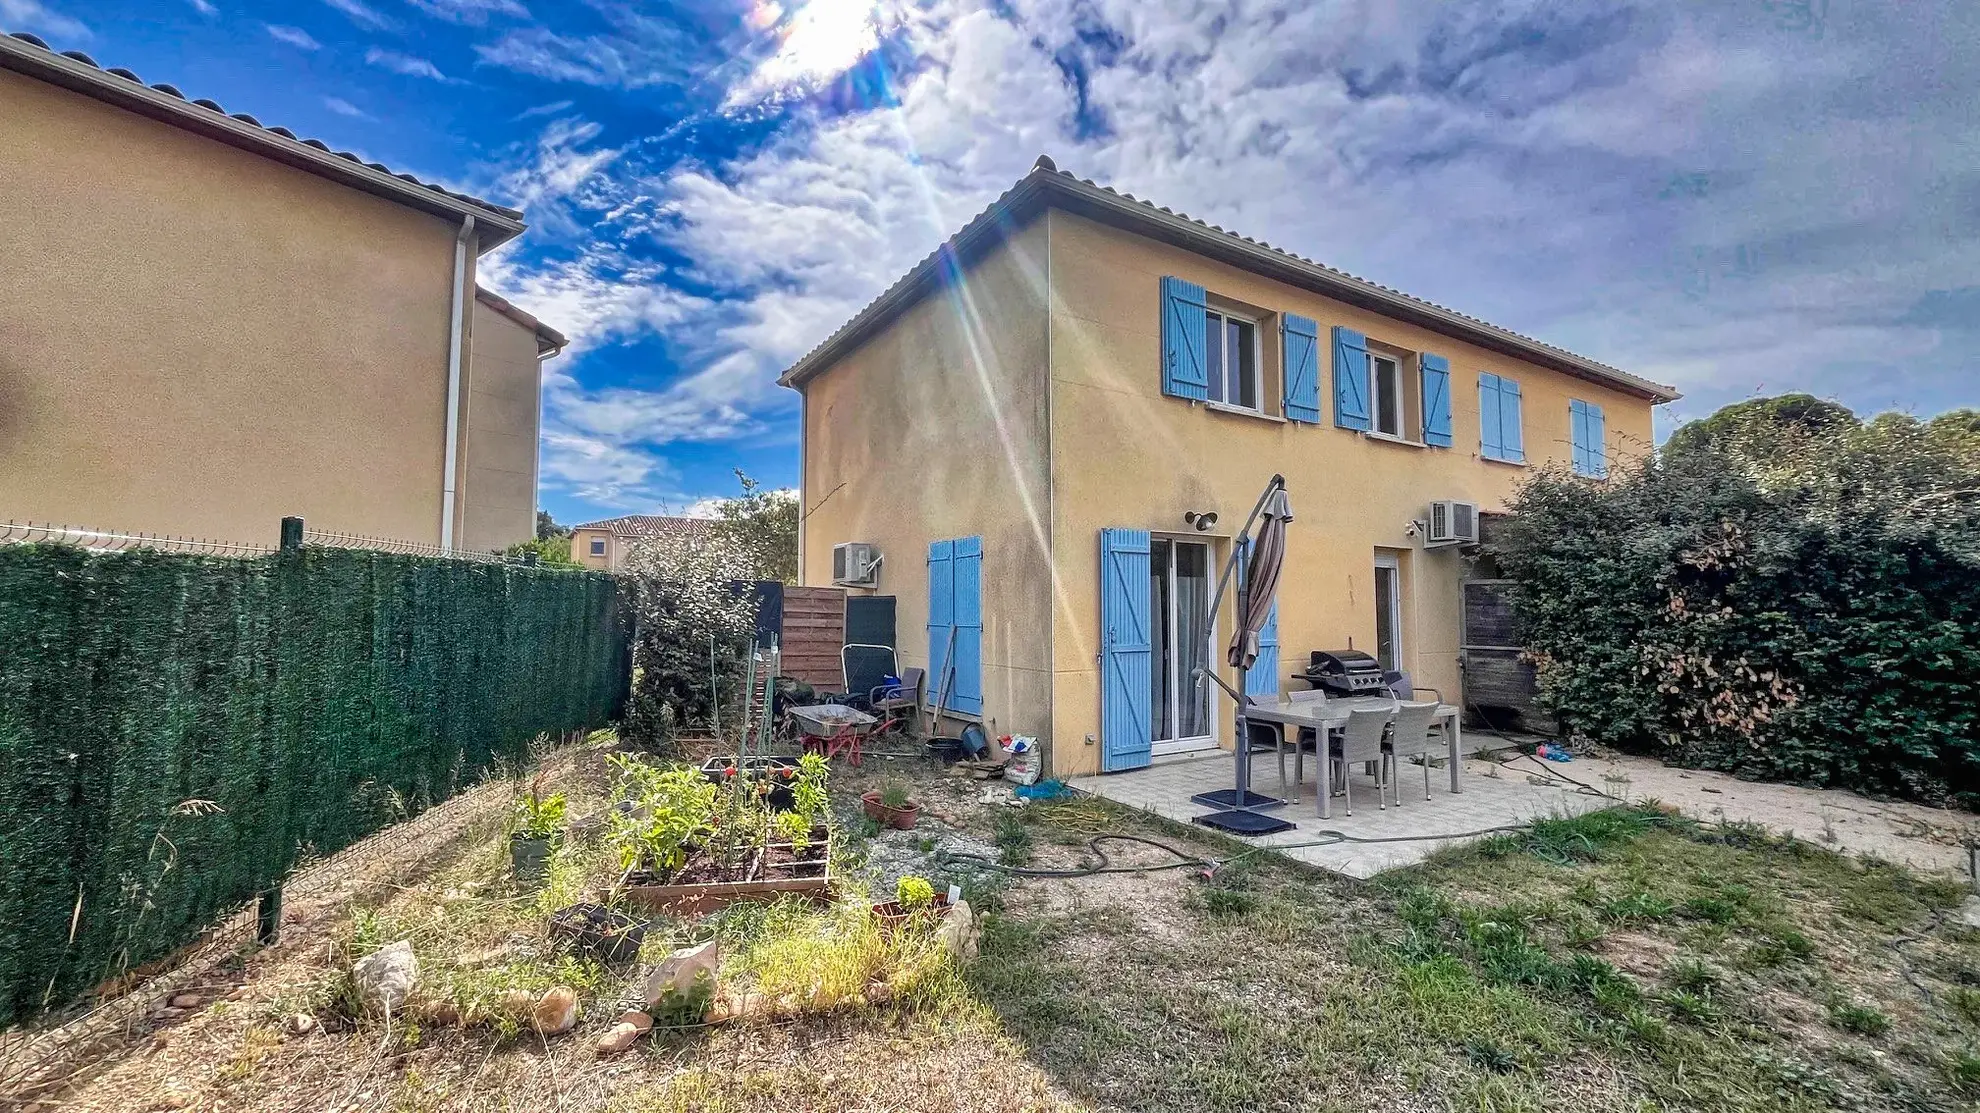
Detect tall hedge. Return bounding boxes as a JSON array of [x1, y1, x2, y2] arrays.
[[0, 544, 630, 1027], [1492, 404, 1980, 809]]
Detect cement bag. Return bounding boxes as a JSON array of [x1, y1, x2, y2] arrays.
[[1002, 735, 1042, 785]]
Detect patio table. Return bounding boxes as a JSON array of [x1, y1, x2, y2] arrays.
[[1244, 696, 1463, 819]]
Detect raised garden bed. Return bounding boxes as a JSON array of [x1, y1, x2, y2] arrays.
[[624, 825, 833, 914]]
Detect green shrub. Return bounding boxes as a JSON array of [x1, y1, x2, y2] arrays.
[[1491, 398, 1980, 807]]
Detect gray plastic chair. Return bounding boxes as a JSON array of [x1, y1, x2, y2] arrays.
[[1330, 706, 1394, 816], [1382, 701, 1441, 807]]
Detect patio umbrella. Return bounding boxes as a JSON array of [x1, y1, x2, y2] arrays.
[[1190, 475, 1298, 836], [1229, 486, 1290, 671]]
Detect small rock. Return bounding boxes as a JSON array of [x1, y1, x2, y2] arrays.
[[935, 899, 980, 962], [169, 993, 201, 1009], [595, 1021, 640, 1057], [155, 1006, 186, 1021], [532, 986, 578, 1035], [414, 999, 461, 1026], [641, 940, 719, 1007], [616, 1010, 653, 1032], [863, 981, 894, 1005], [1959, 894, 1980, 930], [285, 1013, 318, 1037], [351, 940, 419, 1016]]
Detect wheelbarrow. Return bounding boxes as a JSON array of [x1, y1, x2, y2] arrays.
[[789, 703, 877, 768]]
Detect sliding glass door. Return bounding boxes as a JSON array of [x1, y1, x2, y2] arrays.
[[1150, 537, 1214, 753]]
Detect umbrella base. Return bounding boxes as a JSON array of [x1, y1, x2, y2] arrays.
[[1191, 788, 1285, 810], [1193, 809, 1297, 836]]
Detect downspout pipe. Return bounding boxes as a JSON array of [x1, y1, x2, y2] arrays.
[[440, 215, 475, 551]]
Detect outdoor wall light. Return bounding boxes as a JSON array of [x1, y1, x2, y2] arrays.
[[1183, 510, 1219, 532]]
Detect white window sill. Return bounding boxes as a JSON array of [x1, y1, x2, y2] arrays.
[[1362, 431, 1426, 448], [1202, 400, 1285, 424], [1481, 455, 1529, 468]]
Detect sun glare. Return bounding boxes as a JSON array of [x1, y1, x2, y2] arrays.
[[728, 0, 887, 107]]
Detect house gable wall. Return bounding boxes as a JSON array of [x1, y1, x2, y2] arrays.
[[797, 215, 1053, 740], [0, 67, 461, 545]]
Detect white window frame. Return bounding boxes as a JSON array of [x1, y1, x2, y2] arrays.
[[1150, 535, 1219, 757], [1203, 309, 1263, 414], [1373, 552, 1404, 675], [589, 537, 607, 556], [1369, 351, 1405, 437]]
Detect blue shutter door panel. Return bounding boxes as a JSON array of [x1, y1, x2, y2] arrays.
[[1099, 529, 1153, 772], [1332, 326, 1371, 430], [1159, 276, 1209, 400], [1280, 314, 1322, 423], [927, 540, 954, 711], [951, 536, 984, 715], [1479, 373, 1504, 459], [1420, 353, 1453, 447], [1570, 400, 1589, 475], [1501, 376, 1525, 462]]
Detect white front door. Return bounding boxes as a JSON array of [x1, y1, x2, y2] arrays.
[[1150, 537, 1217, 755], [1374, 552, 1404, 674]]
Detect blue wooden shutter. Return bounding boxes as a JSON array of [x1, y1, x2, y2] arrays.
[[1099, 529, 1153, 771], [1332, 326, 1371, 430], [1479, 373, 1504, 459], [1159, 277, 1208, 400], [1572, 400, 1608, 478], [927, 540, 954, 710], [1500, 376, 1525, 462], [1239, 538, 1280, 700], [1420, 353, 1453, 447], [951, 536, 983, 714], [1280, 314, 1321, 423]]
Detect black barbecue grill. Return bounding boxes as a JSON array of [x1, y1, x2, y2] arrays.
[[1299, 649, 1389, 697]]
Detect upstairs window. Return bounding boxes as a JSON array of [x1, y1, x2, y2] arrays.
[[1204, 310, 1260, 412], [1369, 351, 1405, 437], [590, 538, 606, 556], [1571, 399, 1609, 478]]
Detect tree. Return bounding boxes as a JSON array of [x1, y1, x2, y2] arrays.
[[536, 510, 570, 540], [708, 470, 798, 584]]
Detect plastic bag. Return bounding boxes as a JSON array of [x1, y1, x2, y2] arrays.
[[1002, 735, 1042, 785]]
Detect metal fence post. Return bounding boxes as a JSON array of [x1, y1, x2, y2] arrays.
[[280, 516, 303, 551], [259, 514, 303, 946]]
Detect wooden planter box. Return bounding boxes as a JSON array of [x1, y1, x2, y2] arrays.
[[625, 829, 833, 915]]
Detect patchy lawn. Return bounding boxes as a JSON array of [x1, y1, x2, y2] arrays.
[[21, 743, 1980, 1113]]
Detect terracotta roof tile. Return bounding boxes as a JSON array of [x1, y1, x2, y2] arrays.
[[572, 515, 717, 541]]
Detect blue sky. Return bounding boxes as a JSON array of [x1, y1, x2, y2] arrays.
[[8, 0, 1977, 526]]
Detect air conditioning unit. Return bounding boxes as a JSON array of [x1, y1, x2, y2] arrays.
[[1427, 500, 1479, 546], [832, 542, 881, 587]]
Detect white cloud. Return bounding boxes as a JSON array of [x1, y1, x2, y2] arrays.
[[322, 96, 370, 118], [0, 0, 89, 40], [722, 0, 902, 109], [515, 99, 574, 120], [408, 0, 527, 25], [265, 23, 322, 50], [321, 0, 393, 31], [187, 0, 217, 16], [365, 47, 450, 81]]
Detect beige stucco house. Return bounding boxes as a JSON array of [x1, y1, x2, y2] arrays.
[[571, 515, 716, 571], [0, 32, 564, 552], [785, 157, 1678, 779]]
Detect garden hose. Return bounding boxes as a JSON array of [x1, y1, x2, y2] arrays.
[[940, 834, 1216, 878]]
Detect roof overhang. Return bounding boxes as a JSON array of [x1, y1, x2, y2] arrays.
[[476, 287, 568, 356], [1, 33, 527, 250], [778, 165, 1679, 404]]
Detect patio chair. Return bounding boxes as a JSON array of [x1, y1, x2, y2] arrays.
[[1266, 690, 1327, 797], [1328, 706, 1394, 816], [1381, 701, 1441, 807], [870, 666, 923, 739], [839, 643, 897, 711]]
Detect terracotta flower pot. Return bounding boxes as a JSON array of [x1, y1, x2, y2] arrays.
[[861, 791, 920, 830]]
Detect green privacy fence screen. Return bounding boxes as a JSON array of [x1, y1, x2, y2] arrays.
[[0, 543, 630, 1027]]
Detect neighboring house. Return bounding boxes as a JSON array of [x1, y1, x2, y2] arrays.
[[0, 33, 565, 551], [784, 157, 1679, 778], [571, 515, 717, 571]]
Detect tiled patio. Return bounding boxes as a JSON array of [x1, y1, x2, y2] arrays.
[[1068, 749, 1609, 878]]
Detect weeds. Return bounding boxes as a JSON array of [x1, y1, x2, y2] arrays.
[[993, 811, 1034, 868], [1828, 1000, 1891, 1036]]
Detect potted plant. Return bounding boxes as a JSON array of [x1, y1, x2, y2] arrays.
[[511, 778, 566, 884], [549, 902, 646, 965], [871, 874, 949, 932], [861, 779, 920, 830]]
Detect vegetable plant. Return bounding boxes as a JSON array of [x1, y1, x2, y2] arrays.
[[513, 780, 566, 839], [895, 875, 935, 911]]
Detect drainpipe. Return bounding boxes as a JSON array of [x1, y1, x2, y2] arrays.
[[440, 215, 476, 551]]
